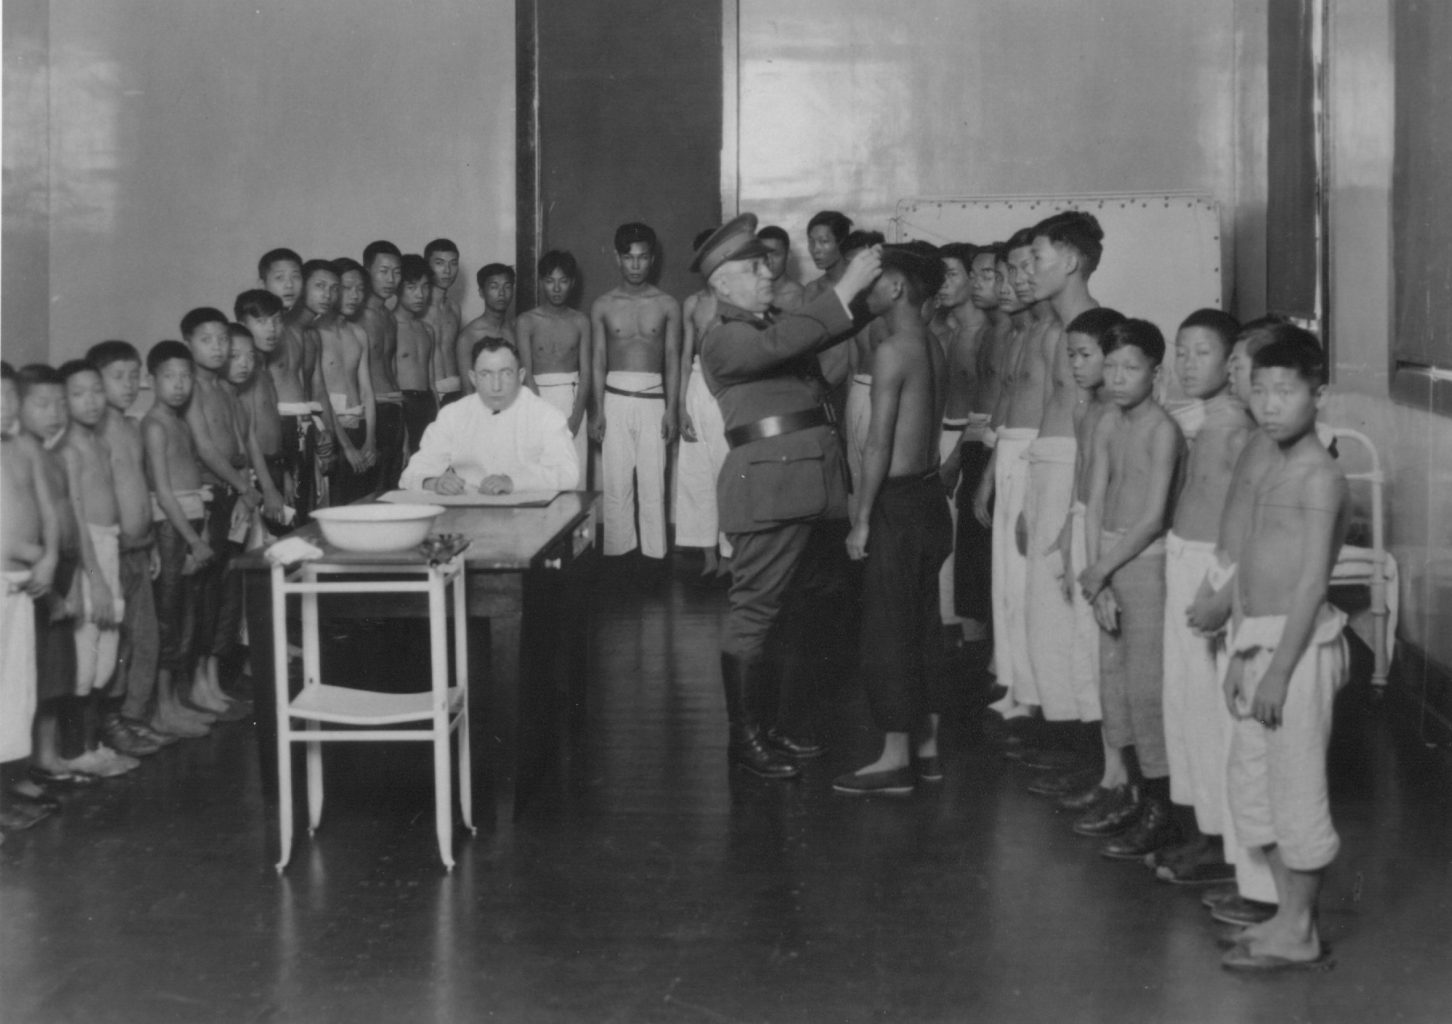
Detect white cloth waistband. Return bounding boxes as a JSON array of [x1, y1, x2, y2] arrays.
[[1166, 530, 1216, 557], [605, 371, 663, 392], [329, 393, 364, 421], [376, 391, 404, 405], [997, 427, 1039, 442], [277, 401, 322, 416], [1232, 604, 1347, 656], [852, 373, 872, 386], [152, 487, 211, 523], [87, 522, 121, 539], [1026, 436, 1077, 464], [535, 372, 580, 387], [5, 569, 33, 593], [941, 418, 969, 433], [1071, 500, 1087, 518]]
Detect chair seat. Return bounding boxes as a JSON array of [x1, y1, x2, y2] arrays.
[[288, 683, 465, 726]]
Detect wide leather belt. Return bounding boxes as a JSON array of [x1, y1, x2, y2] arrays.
[[725, 407, 832, 449], [604, 384, 664, 400]]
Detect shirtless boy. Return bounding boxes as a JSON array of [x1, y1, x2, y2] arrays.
[[757, 225, 805, 312], [142, 342, 214, 739], [1020, 211, 1105, 766], [304, 261, 376, 504], [360, 241, 406, 490], [1077, 319, 1183, 859], [590, 222, 681, 569], [950, 243, 1010, 642], [259, 249, 324, 517], [518, 250, 591, 480], [182, 308, 258, 717], [1, 364, 58, 828], [17, 366, 86, 785], [423, 238, 464, 407], [226, 324, 292, 534], [676, 231, 731, 578], [841, 230, 888, 523], [1151, 309, 1256, 885], [85, 342, 172, 755], [234, 290, 290, 529], [974, 228, 1051, 720], [57, 360, 135, 778], [456, 263, 518, 375], [835, 246, 951, 796], [394, 255, 438, 456], [1216, 329, 1347, 973], [802, 211, 856, 424]]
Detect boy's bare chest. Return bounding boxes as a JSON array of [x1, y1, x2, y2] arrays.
[[606, 298, 666, 338]]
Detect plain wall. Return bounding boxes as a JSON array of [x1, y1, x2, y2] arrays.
[[2, 0, 51, 368], [730, 0, 1237, 291], [30, 0, 514, 365]]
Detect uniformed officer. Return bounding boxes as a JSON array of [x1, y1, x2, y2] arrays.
[[693, 213, 882, 778]]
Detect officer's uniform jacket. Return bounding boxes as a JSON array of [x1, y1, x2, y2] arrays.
[[699, 290, 854, 535]]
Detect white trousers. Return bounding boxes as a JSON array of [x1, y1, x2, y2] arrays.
[[675, 360, 731, 555], [991, 428, 1038, 703], [1024, 437, 1079, 719], [1, 574, 36, 761], [75, 523, 124, 695], [938, 422, 967, 626], [602, 371, 667, 559], [1068, 503, 1102, 720], [535, 372, 589, 485]]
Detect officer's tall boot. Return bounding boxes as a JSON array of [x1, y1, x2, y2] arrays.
[[721, 652, 799, 779]]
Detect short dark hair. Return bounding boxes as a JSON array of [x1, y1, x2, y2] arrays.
[[1178, 308, 1241, 357], [229, 322, 254, 343], [1004, 227, 1037, 253], [302, 259, 339, 287], [16, 363, 65, 398], [424, 238, 459, 260], [1065, 307, 1127, 345], [147, 340, 194, 376], [613, 222, 657, 255], [234, 289, 284, 322], [58, 358, 100, 383], [257, 248, 302, 279], [332, 257, 367, 281], [807, 210, 852, 244], [86, 340, 142, 371], [470, 335, 521, 367], [362, 239, 402, 270], [1250, 324, 1326, 387], [399, 254, 431, 289], [842, 229, 885, 255], [180, 307, 229, 339], [977, 242, 1007, 265], [1237, 314, 1291, 354], [1101, 318, 1166, 366], [1032, 210, 1106, 276], [757, 225, 790, 247], [476, 263, 516, 290], [938, 242, 978, 270], [880, 244, 946, 305], [537, 250, 578, 280]]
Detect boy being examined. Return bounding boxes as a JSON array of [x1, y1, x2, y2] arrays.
[[756, 225, 805, 312], [304, 261, 376, 504], [359, 241, 406, 490], [17, 366, 87, 785], [835, 246, 951, 796], [259, 248, 326, 518], [1, 363, 58, 828], [518, 250, 591, 482], [234, 290, 291, 532], [1152, 309, 1255, 885], [395, 254, 439, 456], [675, 230, 731, 580], [1019, 211, 1104, 769], [143, 343, 214, 739], [86, 342, 172, 755], [58, 360, 136, 777], [1213, 329, 1349, 972], [1076, 320, 1183, 858], [456, 263, 518, 374], [590, 223, 681, 572], [423, 239, 464, 408], [841, 230, 888, 525], [182, 308, 258, 717]]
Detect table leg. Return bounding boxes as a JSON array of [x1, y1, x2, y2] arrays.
[[243, 569, 280, 804]]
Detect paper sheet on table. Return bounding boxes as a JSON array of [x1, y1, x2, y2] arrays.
[[380, 489, 560, 508]]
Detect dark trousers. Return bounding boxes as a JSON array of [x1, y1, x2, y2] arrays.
[[954, 440, 994, 623], [155, 519, 203, 675], [400, 390, 438, 460], [278, 415, 317, 522], [35, 554, 78, 701], [196, 490, 243, 661], [374, 401, 406, 492], [116, 543, 159, 718], [860, 472, 953, 732], [329, 424, 377, 506]]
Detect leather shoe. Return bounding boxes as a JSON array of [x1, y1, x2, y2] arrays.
[[914, 755, 944, 783], [1027, 767, 1097, 797], [1071, 785, 1140, 837], [832, 765, 915, 796], [730, 735, 800, 779], [6, 785, 61, 813], [764, 728, 824, 760], [1101, 796, 1180, 860], [1209, 896, 1278, 927], [1007, 747, 1085, 771], [1056, 781, 1112, 812]]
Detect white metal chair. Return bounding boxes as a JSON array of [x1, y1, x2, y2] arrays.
[[271, 555, 474, 872], [1329, 426, 1395, 689]]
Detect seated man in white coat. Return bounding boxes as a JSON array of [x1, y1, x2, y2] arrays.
[[399, 337, 579, 495]]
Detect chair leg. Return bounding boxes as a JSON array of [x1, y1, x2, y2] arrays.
[[306, 720, 324, 833], [274, 566, 294, 874], [276, 729, 294, 874], [457, 713, 475, 835], [435, 725, 455, 870], [453, 572, 474, 834]]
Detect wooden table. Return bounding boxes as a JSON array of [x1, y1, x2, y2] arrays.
[[239, 492, 598, 834]]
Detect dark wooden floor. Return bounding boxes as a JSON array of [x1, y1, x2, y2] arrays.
[[3, 560, 1450, 1024]]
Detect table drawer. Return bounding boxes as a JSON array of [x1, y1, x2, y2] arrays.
[[538, 507, 595, 572]]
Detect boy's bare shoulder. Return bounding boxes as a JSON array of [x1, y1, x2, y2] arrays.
[[1203, 396, 1254, 430]]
